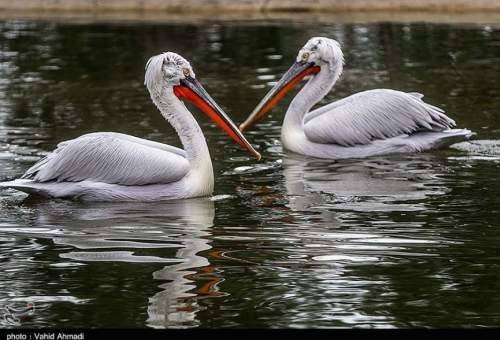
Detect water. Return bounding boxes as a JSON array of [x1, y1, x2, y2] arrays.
[[0, 18, 500, 328]]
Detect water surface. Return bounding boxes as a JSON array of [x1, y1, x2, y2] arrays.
[[1, 19, 500, 328]]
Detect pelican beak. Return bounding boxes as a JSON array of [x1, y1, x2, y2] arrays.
[[174, 76, 261, 160], [239, 61, 320, 132]]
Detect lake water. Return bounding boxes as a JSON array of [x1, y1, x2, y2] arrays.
[[0, 18, 500, 328]]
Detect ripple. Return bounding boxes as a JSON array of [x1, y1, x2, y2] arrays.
[[450, 140, 500, 157], [256, 75, 275, 81], [210, 194, 234, 201], [223, 160, 282, 175], [250, 84, 266, 89], [310, 232, 379, 240], [9, 296, 89, 304], [60, 251, 181, 263], [0, 227, 64, 235], [331, 202, 426, 212], [53, 237, 180, 249], [266, 54, 283, 60], [312, 255, 380, 262], [360, 237, 437, 244], [49, 262, 86, 268]]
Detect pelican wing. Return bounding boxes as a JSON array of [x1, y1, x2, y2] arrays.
[[303, 89, 456, 147], [22, 132, 190, 185]]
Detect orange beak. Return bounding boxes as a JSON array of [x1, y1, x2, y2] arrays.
[[239, 61, 320, 132], [174, 76, 261, 160]]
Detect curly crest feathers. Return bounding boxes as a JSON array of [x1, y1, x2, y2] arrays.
[[303, 37, 344, 73], [144, 52, 193, 97]]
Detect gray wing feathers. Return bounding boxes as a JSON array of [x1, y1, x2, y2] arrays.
[[304, 89, 456, 147], [408, 92, 424, 99], [83, 132, 188, 158], [22, 133, 189, 186]]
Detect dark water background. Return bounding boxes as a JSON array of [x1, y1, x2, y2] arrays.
[[0, 18, 500, 328]]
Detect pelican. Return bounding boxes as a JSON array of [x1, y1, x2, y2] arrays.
[[240, 37, 473, 159], [0, 52, 260, 201]]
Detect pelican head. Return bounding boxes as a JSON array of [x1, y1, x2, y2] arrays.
[[144, 52, 196, 97], [298, 37, 344, 71], [240, 37, 343, 132], [144, 52, 260, 160]]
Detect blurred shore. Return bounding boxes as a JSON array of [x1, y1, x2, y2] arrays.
[[1, 0, 500, 12], [1, 0, 500, 24]]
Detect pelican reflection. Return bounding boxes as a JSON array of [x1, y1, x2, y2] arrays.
[[17, 197, 220, 328], [282, 153, 450, 214]]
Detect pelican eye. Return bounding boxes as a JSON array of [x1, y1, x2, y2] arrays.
[[302, 52, 310, 61], [183, 68, 191, 77]]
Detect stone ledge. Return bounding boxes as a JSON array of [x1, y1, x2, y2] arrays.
[[1, 0, 500, 13]]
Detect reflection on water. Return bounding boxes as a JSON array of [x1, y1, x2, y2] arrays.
[[1, 19, 500, 328], [146, 199, 218, 328], [0, 197, 218, 328], [282, 154, 451, 212], [450, 140, 500, 162], [223, 152, 463, 328]]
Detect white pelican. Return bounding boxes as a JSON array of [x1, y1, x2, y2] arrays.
[[0, 52, 260, 201], [240, 37, 473, 159]]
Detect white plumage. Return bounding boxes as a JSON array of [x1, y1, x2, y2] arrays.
[[304, 89, 455, 146], [1, 52, 258, 201], [241, 37, 473, 159], [22, 132, 189, 185]]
